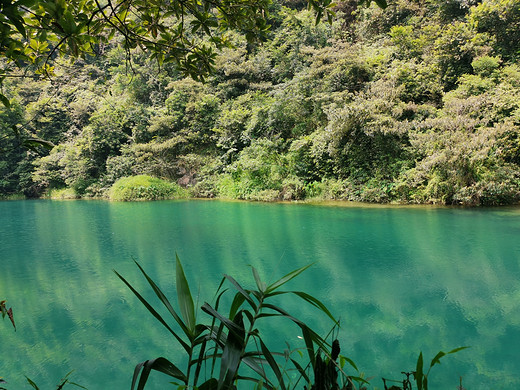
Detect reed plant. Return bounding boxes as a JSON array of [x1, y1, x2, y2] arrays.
[[115, 256, 365, 390]]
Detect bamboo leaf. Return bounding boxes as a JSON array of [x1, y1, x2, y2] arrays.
[[176, 254, 196, 334], [266, 264, 313, 293]]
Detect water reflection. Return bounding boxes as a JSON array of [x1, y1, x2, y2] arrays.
[[1, 200, 520, 389]]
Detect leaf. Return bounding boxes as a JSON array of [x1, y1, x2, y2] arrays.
[[289, 358, 310, 384], [224, 274, 256, 309], [219, 311, 245, 389], [0, 94, 10, 108], [429, 351, 446, 368], [229, 292, 246, 320], [198, 378, 218, 390], [266, 263, 314, 293], [252, 267, 266, 292], [131, 261, 192, 339], [429, 346, 469, 369], [22, 138, 55, 150], [258, 338, 286, 390], [132, 357, 187, 390], [339, 355, 358, 371], [114, 269, 191, 352], [201, 303, 244, 337], [176, 254, 196, 334], [287, 291, 338, 324], [7, 308, 15, 331], [25, 377, 39, 390], [415, 352, 424, 390]]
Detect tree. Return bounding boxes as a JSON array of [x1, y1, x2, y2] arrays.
[[0, 0, 342, 91]]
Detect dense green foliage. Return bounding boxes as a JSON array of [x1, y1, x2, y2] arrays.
[[1, 0, 520, 205]]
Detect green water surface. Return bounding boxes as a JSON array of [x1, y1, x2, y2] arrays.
[[1, 199, 520, 389]]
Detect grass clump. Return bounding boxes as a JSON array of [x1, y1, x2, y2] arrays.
[[48, 188, 79, 199], [109, 175, 188, 201]]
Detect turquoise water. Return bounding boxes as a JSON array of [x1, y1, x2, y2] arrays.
[[1, 199, 520, 389]]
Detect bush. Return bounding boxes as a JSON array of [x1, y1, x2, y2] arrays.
[[48, 187, 80, 200], [109, 175, 188, 201]]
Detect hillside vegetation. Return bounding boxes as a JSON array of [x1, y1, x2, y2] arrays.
[[1, 0, 519, 205]]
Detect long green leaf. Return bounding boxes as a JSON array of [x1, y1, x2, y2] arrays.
[[429, 346, 469, 371], [132, 261, 192, 339], [415, 352, 424, 390], [251, 267, 266, 292], [258, 338, 286, 390], [198, 378, 218, 390], [25, 377, 39, 390], [114, 270, 190, 352], [261, 303, 329, 352], [339, 355, 358, 371], [219, 311, 245, 389], [285, 291, 338, 324], [289, 357, 311, 384], [202, 302, 245, 337], [229, 293, 247, 319], [132, 357, 187, 390], [241, 355, 269, 383], [0, 94, 10, 109], [176, 254, 196, 334], [266, 264, 313, 293], [224, 274, 257, 309]]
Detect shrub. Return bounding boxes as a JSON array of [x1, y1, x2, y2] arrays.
[[109, 175, 188, 201]]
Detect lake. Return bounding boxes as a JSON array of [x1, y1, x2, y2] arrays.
[[1, 199, 520, 389]]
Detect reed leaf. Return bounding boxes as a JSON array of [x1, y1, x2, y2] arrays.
[[219, 311, 245, 389], [266, 264, 313, 294], [258, 337, 286, 390], [224, 274, 257, 309], [114, 269, 191, 352], [415, 352, 424, 390], [132, 357, 187, 390], [198, 378, 218, 390], [25, 377, 39, 390], [132, 261, 192, 339], [176, 254, 196, 334], [252, 267, 266, 292], [286, 291, 338, 324], [202, 302, 245, 337]]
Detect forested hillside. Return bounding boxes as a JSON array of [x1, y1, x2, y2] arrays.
[[1, 0, 519, 205]]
